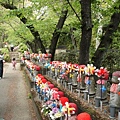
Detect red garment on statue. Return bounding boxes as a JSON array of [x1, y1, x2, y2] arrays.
[[110, 84, 118, 93]]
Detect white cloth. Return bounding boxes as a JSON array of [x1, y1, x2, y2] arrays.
[[0, 55, 4, 60], [10, 44, 14, 47]]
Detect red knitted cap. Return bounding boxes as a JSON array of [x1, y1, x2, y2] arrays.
[[112, 71, 120, 77], [77, 112, 92, 120]]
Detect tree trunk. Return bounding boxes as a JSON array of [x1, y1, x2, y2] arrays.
[[17, 15, 46, 53], [70, 27, 77, 52], [92, 12, 120, 68], [49, 10, 68, 61], [26, 40, 38, 53], [0, 32, 5, 48], [79, 0, 92, 65]]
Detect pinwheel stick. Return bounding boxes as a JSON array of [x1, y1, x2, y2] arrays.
[[88, 76, 90, 103], [100, 77, 103, 111], [67, 108, 68, 120], [118, 108, 120, 120]]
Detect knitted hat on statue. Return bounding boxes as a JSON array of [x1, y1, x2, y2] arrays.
[[59, 97, 69, 106], [77, 112, 92, 120], [112, 71, 120, 77], [112, 71, 120, 83]]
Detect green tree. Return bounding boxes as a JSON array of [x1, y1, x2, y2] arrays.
[[0, 0, 120, 69]]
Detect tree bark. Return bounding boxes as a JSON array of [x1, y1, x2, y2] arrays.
[[70, 27, 77, 52], [1, 3, 46, 53], [26, 41, 37, 53], [49, 9, 68, 61], [79, 0, 92, 65], [92, 12, 120, 68]]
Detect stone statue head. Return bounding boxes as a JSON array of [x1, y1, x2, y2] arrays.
[[111, 71, 120, 83]]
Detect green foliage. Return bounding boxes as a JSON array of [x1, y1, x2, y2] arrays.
[[4, 53, 11, 62], [55, 51, 79, 64], [0, 0, 120, 73], [18, 43, 28, 53], [0, 48, 10, 62], [0, 47, 9, 54], [28, 93, 32, 99], [101, 29, 120, 73]]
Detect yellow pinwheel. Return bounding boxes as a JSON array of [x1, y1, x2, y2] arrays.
[[40, 83, 45, 89]]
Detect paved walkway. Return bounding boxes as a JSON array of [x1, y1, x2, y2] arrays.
[[0, 63, 38, 120]]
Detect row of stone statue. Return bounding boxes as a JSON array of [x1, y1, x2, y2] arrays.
[[29, 54, 120, 119], [45, 64, 120, 119]]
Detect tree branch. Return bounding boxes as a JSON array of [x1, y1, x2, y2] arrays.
[[92, 12, 120, 67], [1, 2, 46, 53], [66, 0, 81, 22]]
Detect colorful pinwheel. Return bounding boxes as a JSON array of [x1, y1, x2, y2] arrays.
[[61, 102, 75, 117]]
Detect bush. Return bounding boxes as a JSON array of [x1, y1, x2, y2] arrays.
[[0, 48, 11, 62], [18, 43, 28, 53], [55, 52, 79, 63], [4, 53, 11, 62]]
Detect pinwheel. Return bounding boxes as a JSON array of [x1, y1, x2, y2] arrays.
[[44, 63, 51, 68], [96, 79, 105, 85], [52, 90, 59, 100], [54, 112, 63, 119], [101, 86, 106, 92], [52, 107, 59, 114], [37, 87, 40, 93], [86, 79, 91, 85], [84, 64, 96, 75], [40, 83, 46, 90], [69, 103, 78, 114], [96, 67, 109, 80], [61, 102, 75, 117]]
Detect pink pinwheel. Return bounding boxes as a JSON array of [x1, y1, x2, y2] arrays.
[[52, 107, 59, 114], [96, 79, 105, 85]]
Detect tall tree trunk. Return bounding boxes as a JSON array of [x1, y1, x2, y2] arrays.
[[49, 9, 68, 61], [26, 41, 37, 53], [0, 32, 5, 48], [79, 0, 92, 65], [27, 24, 46, 53], [70, 27, 77, 52], [92, 12, 120, 68], [1, 3, 46, 53]]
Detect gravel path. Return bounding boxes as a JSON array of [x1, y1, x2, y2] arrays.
[[0, 63, 38, 120]]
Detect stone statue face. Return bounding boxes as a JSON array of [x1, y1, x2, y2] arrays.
[[111, 76, 119, 83]]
